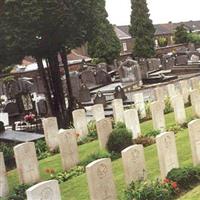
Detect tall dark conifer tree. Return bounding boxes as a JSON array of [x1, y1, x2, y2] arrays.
[[129, 0, 155, 58]]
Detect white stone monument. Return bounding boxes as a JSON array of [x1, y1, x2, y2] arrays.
[[191, 77, 200, 90], [190, 89, 200, 118], [121, 145, 146, 185], [156, 132, 179, 179], [86, 158, 117, 200], [112, 99, 124, 123], [58, 129, 79, 171], [14, 142, 40, 184], [72, 109, 88, 137], [179, 80, 190, 103], [26, 180, 61, 200], [133, 93, 146, 119], [0, 113, 9, 126], [167, 84, 176, 99], [91, 104, 105, 122]]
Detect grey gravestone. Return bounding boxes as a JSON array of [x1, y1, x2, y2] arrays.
[[176, 55, 188, 65], [114, 86, 127, 101], [188, 43, 196, 52], [37, 99, 48, 116], [81, 70, 96, 87], [95, 70, 111, 85], [94, 91, 107, 107], [70, 72, 81, 99], [138, 59, 149, 79], [79, 84, 91, 102], [147, 58, 161, 71], [3, 102, 19, 117], [162, 55, 175, 69], [97, 63, 108, 72]]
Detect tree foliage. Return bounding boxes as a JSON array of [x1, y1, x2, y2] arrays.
[[174, 24, 189, 44], [88, 0, 121, 64], [188, 33, 200, 45], [129, 0, 155, 58]]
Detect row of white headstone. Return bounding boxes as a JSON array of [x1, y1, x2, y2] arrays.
[[2, 119, 200, 199]]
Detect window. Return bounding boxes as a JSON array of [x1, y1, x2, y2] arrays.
[[122, 42, 127, 52]]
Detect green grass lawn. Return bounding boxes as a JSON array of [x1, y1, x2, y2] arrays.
[[6, 106, 200, 199]]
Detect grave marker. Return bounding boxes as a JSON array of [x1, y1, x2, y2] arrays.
[[190, 89, 200, 117], [112, 99, 124, 123], [91, 104, 105, 122], [133, 93, 146, 119]]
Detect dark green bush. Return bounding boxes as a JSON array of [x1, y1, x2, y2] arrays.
[[114, 121, 126, 129], [107, 127, 132, 154], [144, 130, 160, 137], [164, 97, 173, 114], [167, 167, 200, 190], [87, 120, 97, 139], [35, 139, 51, 160], [0, 142, 14, 167], [133, 136, 155, 147], [125, 180, 176, 200], [8, 184, 31, 200]]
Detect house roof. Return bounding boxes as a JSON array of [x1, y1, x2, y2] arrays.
[[116, 20, 200, 37], [114, 26, 131, 40]]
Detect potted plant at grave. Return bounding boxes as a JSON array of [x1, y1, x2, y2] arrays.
[[24, 112, 36, 124]]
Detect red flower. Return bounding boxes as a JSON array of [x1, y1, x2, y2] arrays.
[[171, 182, 177, 189], [163, 178, 170, 183]]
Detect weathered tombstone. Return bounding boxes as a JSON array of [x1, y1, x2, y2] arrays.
[[167, 84, 176, 99], [37, 99, 48, 116], [190, 89, 200, 118], [97, 63, 108, 72], [58, 129, 79, 171], [171, 95, 186, 125], [191, 77, 200, 90], [112, 99, 124, 123], [79, 84, 91, 102], [133, 93, 146, 119], [42, 117, 59, 152], [188, 119, 200, 166], [94, 91, 107, 107], [96, 118, 112, 149], [147, 58, 161, 71], [162, 55, 175, 69], [3, 101, 19, 117], [81, 70, 96, 87], [14, 142, 40, 184], [72, 109, 88, 137], [0, 113, 9, 126], [70, 72, 81, 99], [179, 80, 190, 103], [86, 158, 117, 200], [95, 70, 111, 85], [150, 101, 165, 132], [154, 86, 166, 109], [156, 132, 179, 179], [121, 145, 146, 185], [191, 54, 199, 62], [0, 152, 9, 197], [124, 109, 141, 139], [113, 86, 127, 101], [138, 58, 149, 79], [26, 180, 61, 200], [91, 104, 105, 122], [175, 55, 188, 66], [188, 43, 196, 51]]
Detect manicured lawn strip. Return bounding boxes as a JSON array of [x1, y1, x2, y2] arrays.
[[7, 106, 199, 199]]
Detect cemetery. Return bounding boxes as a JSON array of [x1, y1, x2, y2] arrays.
[[0, 0, 200, 200]]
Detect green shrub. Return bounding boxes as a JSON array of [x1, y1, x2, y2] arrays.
[[35, 139, 51, 160], [0, 142, 14, 167], [145, 100, 152, 120], [87, 120, 97, 139], [133, 136, 155, 147], [167, 167, 200, 190], [144, 130, 160, 137], [79, 151, 111, 167], [125, 179, 177, 200], [114, 121, 126, 129], [167, 124, 182, 134], [107, 127, 132, 154], [164, 97, 173, 114], [8, 184, 31, 200]]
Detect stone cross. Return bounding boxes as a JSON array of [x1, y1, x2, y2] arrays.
[[91, 104, 105, 122], [112, 99, 124, 123], [121, 145, 147, 185], [14, 142, 40, 184], [190, 89, 200, 118], [42, 117, 59, 152], [58, 129, 79, 171], [0, 152, 9, 197], [86, 158, 117, 200], [96, 118, 113, 149], [156, 132, 179, 179], [188, 119, 200, 166], [124, 109, 141, 139], [133, 93, 146, 119], [150, 101, 165, 132], [26, 180, 61, 200], [72, 109, 88, 137]]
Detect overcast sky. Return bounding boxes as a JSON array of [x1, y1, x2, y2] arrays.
[[106, 0, 200, 25]]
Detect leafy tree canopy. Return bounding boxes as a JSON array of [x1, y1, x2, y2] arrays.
[[174, 24, 189, 44]]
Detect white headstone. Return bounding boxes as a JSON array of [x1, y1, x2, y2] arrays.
[[42, 117, 59, 152], [190, 89, 200, 118], [156, 132, 179, 179], [154, 86, 166, 104], [191, 54, 199, 62], [150, 101, 165, 132], [167, 84, 176, 99], [0, 152, 9, 197], [188, 119, 200, 166], [121, 145, 146, 185], [72, 109, 88, 137], [133, 93, 146, 119], [179, 80, 189, 103], [96, 118, 113, 149], [58, 129, 79, 171], [171, 95, 186, 125], [86, 158, 117, 200], [191, 77, 200, 90], [91, 104, 105, 122], [26, 180, 61, 200], [112, 99, 124, 123], [0, 113, 9, 126], [124, 109, 141, 139], [14, 142, 40, 184]]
